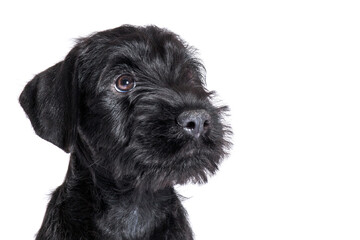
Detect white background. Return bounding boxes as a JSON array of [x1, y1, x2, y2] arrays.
[[1, 0, 359, 239]]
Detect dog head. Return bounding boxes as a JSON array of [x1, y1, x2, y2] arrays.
[[20, 25, 231, 190]]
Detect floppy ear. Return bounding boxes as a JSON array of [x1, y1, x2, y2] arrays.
[[19, 48, 79, 153]]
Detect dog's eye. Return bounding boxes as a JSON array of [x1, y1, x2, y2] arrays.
[[115, 75, 136, 92]]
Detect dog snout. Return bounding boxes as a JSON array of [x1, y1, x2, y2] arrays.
[[177, 110, 210, 138]]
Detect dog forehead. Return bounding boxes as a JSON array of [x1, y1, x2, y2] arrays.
[[77, 26, 202, 90], [82, 26, 187, 60], [113, 25, 185, 51]]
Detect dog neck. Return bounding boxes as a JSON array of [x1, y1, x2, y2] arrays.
[[67, 148, 174, 200], [60, 151, 178, 239]]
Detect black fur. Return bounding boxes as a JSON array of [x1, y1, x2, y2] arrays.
[[20, 25, 231, 240]]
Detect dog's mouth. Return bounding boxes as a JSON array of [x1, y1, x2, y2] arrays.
[[173, 138, 211, 159], [113, 131, 227, 191]]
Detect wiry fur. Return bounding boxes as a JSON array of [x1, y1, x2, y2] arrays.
[[19, 25, 231, 240]]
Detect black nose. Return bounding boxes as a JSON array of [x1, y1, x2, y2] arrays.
[[177, 110, 211, 138]]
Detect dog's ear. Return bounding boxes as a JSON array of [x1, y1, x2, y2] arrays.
[[19, 48, 79, 153]]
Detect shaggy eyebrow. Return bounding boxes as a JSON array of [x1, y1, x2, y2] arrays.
[[110, 55, 138, 69]]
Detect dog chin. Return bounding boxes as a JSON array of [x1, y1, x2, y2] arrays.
[[129, 152, 219, 191], [174, 153, 220, 184]]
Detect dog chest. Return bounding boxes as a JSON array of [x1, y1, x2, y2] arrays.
[[96, 192, 174, 239]]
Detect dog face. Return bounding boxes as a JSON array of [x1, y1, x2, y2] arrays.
[[20, 25, 231, 190]]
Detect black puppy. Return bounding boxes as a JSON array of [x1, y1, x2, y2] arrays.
[[20, 25, 230, 240]]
